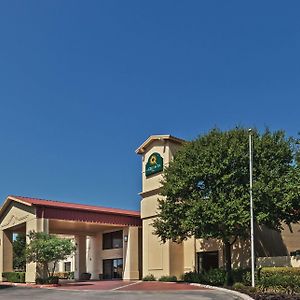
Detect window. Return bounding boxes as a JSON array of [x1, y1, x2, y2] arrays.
[[64, 262, 71, 272], [197, 251, 219, 273], [103, 230, 123, 250]]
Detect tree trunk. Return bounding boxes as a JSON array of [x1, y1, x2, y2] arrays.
[[224, 240, 233, 286], [51, 261, 57, 277], [44, 262, 50, 279]]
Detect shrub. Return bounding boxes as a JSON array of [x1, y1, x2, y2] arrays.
[[158, 275, 177, 282], [258, 274, 300, 294], [231, 268, 252, 285], [2, 272, 25, 283], [182, 269, 226, 286], [183, 268, 252, 286], [143, 274, 156, 281], [35, 276, 59, 285], [232, 282, 245, 290], [203, 268, 226, 286], [260, 267, 300, 278], [35, 277, 46, 284], [182, 271, 203, 283], [68, 271, 74, 279], [47, 276, 59, 284]]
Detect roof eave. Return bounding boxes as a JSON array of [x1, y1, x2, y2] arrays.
[[135, 134, 185, 154], [0, 196, 33, 216]]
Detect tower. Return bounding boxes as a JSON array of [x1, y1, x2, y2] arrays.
[[136, 135, 185, 278]]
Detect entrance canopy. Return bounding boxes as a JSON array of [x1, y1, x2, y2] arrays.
[[0, 195, 142, 282], [0, 195, 141, 228]]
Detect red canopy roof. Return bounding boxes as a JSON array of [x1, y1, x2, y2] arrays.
[[5, 195, 141, 227], [10, 195, 140, 217]]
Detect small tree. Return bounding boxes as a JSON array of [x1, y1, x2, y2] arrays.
[[13, 233, 26, 271], [153, 128, 300, 286], [26, 231, 76, 279]]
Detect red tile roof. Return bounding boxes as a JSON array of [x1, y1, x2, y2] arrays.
[[9, 195, 140, 217]]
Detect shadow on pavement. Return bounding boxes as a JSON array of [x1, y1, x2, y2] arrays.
[[0, 285, 13, 289]]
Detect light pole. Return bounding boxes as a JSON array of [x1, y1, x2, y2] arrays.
[[249, 128, 255, 287]]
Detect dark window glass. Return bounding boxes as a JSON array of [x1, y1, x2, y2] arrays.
[[112, 231, 123, 249], [197, 251, 219, 273], [103, 233, 112, 249], [64, 262, 71, 272], [103, 258, 123, 279], [103, 231, 123, 250]]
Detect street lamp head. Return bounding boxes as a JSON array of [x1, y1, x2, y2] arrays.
[[248, 128, 252, 133]]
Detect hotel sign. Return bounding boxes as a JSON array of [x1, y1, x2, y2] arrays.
[[146, 153, 163, 177]]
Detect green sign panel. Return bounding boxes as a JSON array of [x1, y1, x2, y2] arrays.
[[146, 152, 163, 177]]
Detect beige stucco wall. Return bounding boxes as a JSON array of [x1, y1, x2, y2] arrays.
[[142, 218, 172, 278], [140, 138, 185, 278], [138, 136, 257, 277], [0, 201, 50, 283], [123, 226, 140, 280]]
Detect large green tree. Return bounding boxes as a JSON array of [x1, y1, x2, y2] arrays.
[[153, 128, 300, 285], [26, 231, 76, 279], [13, 233, 26, 271]]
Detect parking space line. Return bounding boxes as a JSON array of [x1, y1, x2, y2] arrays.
[[111, 281, 142, 291]]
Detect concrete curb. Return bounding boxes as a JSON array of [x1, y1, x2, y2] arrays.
[[190, 283, 254, 300]]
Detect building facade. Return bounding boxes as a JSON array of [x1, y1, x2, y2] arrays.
[[136, 135, 300, 278], [1, 134, 300, 283]]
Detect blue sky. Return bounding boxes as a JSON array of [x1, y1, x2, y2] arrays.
[[0, 1, 299, 210]]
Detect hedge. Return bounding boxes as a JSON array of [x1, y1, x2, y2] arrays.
[[36, 276, 59, 285], [258, 274, 300, 294], [2, 272, 25, 283], [158, 275, 177, 282], [183, 268, 252, 286], [259, 267, 300, 278]]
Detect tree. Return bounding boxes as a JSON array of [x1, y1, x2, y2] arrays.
[[26, 231, 76, 279], [13, 233, 26, 271], [153, 128, 300, 285]]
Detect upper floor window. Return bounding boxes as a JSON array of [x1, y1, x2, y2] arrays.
[[103, 230, 123, 250]]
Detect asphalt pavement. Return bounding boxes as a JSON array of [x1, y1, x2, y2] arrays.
[[0, 286, 243, 300]]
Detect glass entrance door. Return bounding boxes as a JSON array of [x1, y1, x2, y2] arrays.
[[103, 258, 123, 279]]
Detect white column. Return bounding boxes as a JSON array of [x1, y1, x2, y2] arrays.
[[123, 227, 140, 280], [74, 235, 86, 280], [87, 234, 101, 279]]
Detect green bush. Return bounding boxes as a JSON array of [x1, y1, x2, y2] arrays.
[[260, 267, 300, 278], [203, 268, 226, 286], [35, 277, 46, 284], [158, 275, 177, 282], [231, 268, 252, 285], [183, 268, 253, 286], [182, 269, 226, 286], [2, 272, 25, 283], [47, 276, 59, 284], [68, 271, 74, 279], [143, 274, 156, 281], [258, 274, 300, 294], [182, 271, 203, 283], [232, 282, 246, 290], [35, 276, 59, 285]]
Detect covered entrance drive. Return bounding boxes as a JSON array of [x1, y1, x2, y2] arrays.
[[0, 195, 142, 283]]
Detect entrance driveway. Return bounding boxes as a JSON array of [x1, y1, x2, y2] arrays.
[[54, 280, 207, 291], [0, 283, 244, 300]]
